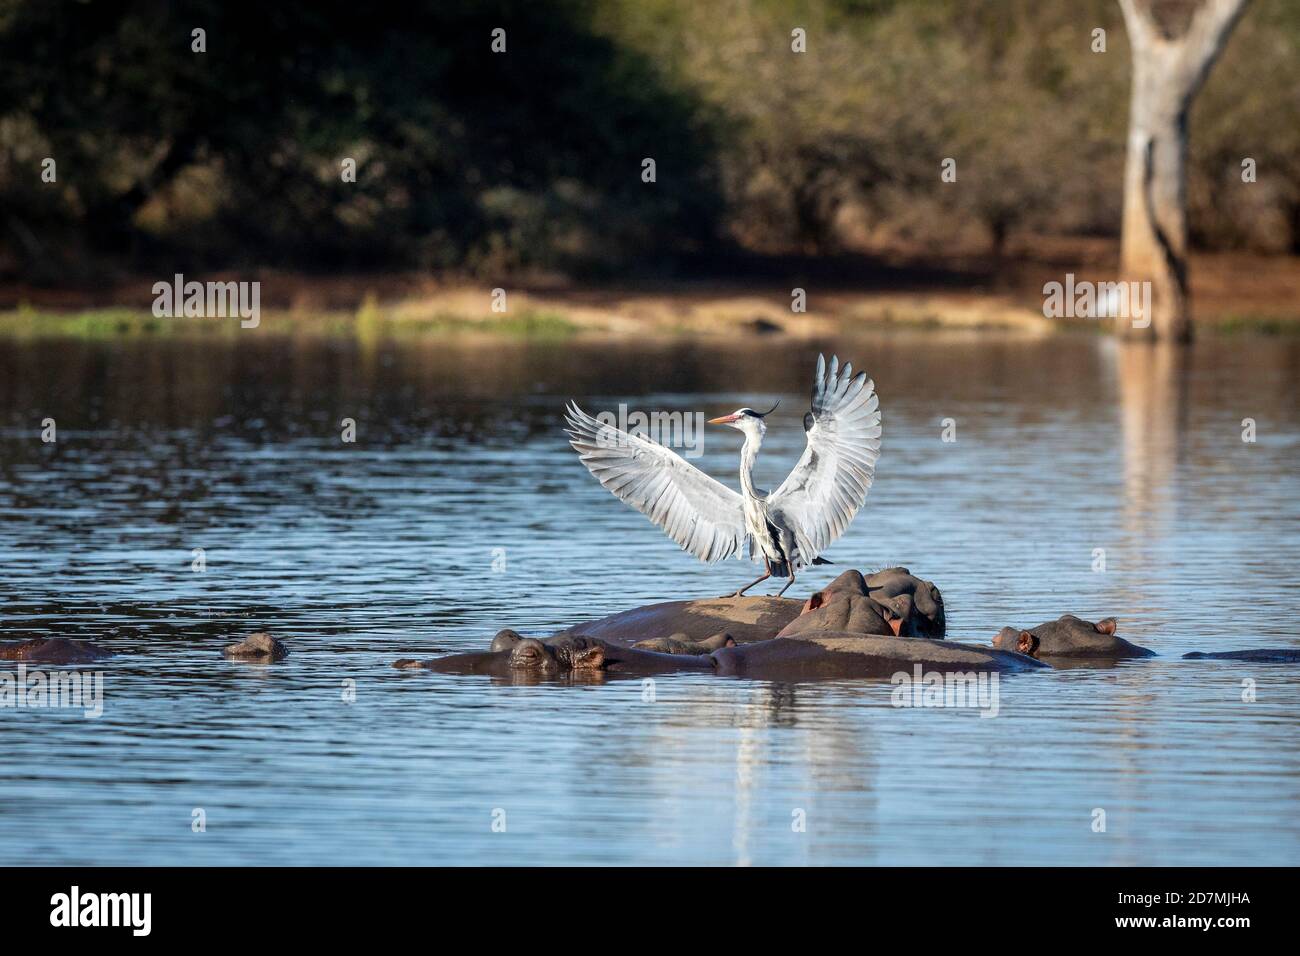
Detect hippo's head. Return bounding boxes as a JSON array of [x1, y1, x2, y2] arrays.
[[993, 614, 1150, 659], [992, 627, 1041, 658], [784, 568, 946, 640], [508, 637, 606, 672], [0, 637, 114, 664], [866, 568, 946, 639]]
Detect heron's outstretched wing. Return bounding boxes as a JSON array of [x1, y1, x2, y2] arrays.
[[564, 402, 746, 563], [769, 354, 881, 560]]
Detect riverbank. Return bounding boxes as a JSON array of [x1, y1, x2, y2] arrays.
[[2, 248, 1296, 339]]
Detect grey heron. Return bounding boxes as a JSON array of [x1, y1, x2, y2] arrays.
[[564, 354, 881, 596]]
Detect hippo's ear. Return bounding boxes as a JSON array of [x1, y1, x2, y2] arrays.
[[723, 635, 737, 648], [490, 629, 525, 653], [1094, 618, 1117, 636], [1017, 631, 1039, 658], [802, 591, 825, 613]]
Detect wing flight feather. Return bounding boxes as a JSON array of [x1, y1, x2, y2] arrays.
[[769, 354, 881, 561], [564, 402, 746, 563]]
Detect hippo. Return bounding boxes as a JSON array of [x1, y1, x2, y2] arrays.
[[776, 568, 945, 640], [396, 635, 711, 677], [401, 630, 1043, 682], [1182, 649, 1300, 663], [991, 615, 1300, 665], [0, 638, 113, 664], [711, 633, 1046, 680], [634, 632, 737, 655], [487, 628, 736, 657], [535, 570, 940, 648], [992, 614, 1155, 660], [560, 595, 800, 646], [223, 632, 289, 661]]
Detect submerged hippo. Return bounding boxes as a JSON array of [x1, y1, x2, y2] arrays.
[[223, 632, 289, 661], [634, 632, 737, 655], [777, 568, 945, 640], [400, 630, 1043, 682], [0, 637, 113, 664], [1182, 648, 1300, 662], [560, 595, 800, 646], [992, 614, 1155, 660], [486, 628, 734, 658], [396, 635, 710, 677], [712, 634, 1046, 680]]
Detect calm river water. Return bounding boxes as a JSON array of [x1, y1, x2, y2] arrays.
[[1, 330, 1297, 865]]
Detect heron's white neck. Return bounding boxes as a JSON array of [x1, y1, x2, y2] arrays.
[[738, 421, 765, 500]]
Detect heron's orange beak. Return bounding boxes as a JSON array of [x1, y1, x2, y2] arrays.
[[708, 413, 739, 425]]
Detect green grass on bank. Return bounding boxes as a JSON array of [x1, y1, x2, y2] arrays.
[[0, 301, 1295, 341], [1209, 314, 1300, 336], [0, 302, 580, 341]]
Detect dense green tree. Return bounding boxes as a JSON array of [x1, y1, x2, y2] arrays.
[[0, 0, 1294, 279], [0, 0, 721, 277]]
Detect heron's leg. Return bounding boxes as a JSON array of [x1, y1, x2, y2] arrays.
[[776, 571, 797, 597], [730, 561, 772, 598]]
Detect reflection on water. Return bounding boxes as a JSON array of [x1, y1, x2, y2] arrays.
[[0, 331, 1298, 865]]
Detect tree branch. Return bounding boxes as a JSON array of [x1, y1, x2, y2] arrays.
[[1116, 0, 1157, 53], [1177, 0, 1251, 100]]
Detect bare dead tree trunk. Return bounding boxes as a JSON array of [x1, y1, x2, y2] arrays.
[[1117, 0, 1249, 343]]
